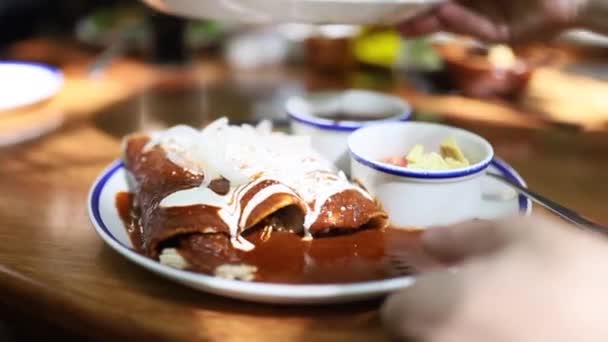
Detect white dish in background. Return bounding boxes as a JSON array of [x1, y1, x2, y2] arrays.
[[287, 90, 411, 173], [0, 62, 63, 112], [349, 122, 495, 228], [142, 0, 444, 25], [88, 158, 529, 305], [559, 29, 608, 48]]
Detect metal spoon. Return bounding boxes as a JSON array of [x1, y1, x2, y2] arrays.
[[487, 172, 608, 235]]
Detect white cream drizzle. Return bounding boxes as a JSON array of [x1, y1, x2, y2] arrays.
[[160, 186, 228, 208], [238, 183, 299, 229], [143, 118, 372, 251]]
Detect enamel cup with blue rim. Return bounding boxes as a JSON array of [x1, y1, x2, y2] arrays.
[[287, 90, 411, 174], [348, 122, 494, 228]]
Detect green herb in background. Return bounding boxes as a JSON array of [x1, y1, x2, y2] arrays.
[[349, 70, 395, 90], [401, 38, 443, 71], [91, 9, 113, 28], [413, 110, 444, 123]]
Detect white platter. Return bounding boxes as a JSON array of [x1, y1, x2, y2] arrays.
[[142, 0, 443, 25], [0, 61, 63, 112], [88, 158, 530, 304]]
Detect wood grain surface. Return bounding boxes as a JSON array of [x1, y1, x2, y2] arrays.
[[0, 38, 607, 341]]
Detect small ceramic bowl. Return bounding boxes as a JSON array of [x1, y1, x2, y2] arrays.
[[286, 90, 411, 173], [348, 122, 494, 228]]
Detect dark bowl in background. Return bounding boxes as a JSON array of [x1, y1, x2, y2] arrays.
[[436, 43, 534, 100], [305, 36, 357, 73]]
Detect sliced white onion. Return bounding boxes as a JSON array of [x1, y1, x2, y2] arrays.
[[256, 120, 273, 134], [143, 125, 200, 152], [194, 118, 249, 186]]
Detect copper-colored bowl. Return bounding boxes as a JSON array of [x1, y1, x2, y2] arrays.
[[436, 44, 534, 100], [305, 36, 356, 73]]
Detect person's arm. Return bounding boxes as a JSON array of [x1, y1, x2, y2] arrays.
[[398, 0, 608, 43], [381, 216, 608, 341], [579, 0, 608, 34]]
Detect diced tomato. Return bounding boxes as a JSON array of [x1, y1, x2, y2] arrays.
[[383, 156, 408, 167]]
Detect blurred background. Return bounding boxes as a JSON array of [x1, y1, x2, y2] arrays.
[[0, 0, 608, 135], [2, 0, 608, 138], [1, 0, 608, 339]]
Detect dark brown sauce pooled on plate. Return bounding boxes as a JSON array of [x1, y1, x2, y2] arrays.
[[116, 192, 440, 284], [116, 192, 144, 253]]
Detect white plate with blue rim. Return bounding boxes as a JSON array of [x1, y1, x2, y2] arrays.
[[88, 157, 530, 304], [0, 61, 63, 112], [142, 0, 444, 25]]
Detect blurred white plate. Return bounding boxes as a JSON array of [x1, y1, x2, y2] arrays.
[[0, 62, 63, 112], [559, 30, 608, 47], [142, 0, 443, 25], [88, 157, 529, 304]]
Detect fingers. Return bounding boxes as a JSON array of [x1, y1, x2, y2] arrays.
[[436, 2, 510, 42], [397, 8, 442, 36], [398, 2, 510, 42], [422, 217, 524, 263], [382, 216, 584, 340], [381, 270, 463, 340]]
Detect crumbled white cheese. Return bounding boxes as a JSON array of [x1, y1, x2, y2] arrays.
[[159, 248, 189, 269], [214, 264, 258, 281]]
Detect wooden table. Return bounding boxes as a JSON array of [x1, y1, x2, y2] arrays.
[[0, 38, 607, 341]]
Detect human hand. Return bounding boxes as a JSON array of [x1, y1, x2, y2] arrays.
[[381, 216, 608, 342], [398, 0, 587, 42]]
